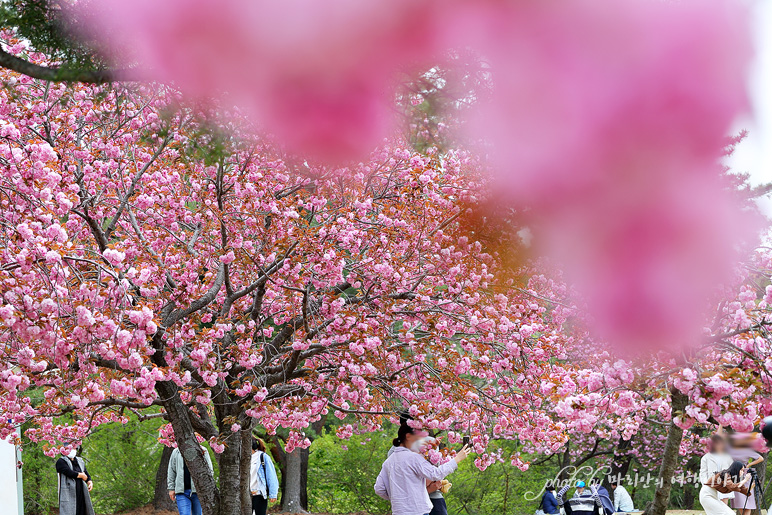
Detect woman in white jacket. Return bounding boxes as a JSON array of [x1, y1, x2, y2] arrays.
[[250, 439, 279, 515], [699, 435, 737, 515]]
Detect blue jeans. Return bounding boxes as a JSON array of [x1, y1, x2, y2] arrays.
[[176, 490, 202, 515]]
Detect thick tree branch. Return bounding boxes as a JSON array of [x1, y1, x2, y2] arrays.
[[0, 48, 132, 83]]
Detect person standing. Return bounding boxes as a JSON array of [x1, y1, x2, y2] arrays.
[[56, 447, 95, 515], [699, 435, 737, 515], [167, 444, 214, 515], [385, 429, 449, 515], [609, 481, 635, 513], [375, 420, 471, 515], [727, 433, 765, 515], [250, 438, 279, 515]]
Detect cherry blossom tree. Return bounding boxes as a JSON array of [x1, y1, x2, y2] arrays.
[[536, 242, 772, 515], [0, 63, 580, 515]]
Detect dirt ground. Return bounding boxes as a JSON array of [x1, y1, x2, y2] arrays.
[[112, 507, 177, 515]]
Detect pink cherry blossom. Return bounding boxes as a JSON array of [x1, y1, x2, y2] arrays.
[[71, 0, 441, 163]]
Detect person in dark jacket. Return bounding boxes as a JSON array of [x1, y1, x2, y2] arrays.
[[56, 447, 95, 515], [589, 480, 615, 515], [540, 485, 559, 514]]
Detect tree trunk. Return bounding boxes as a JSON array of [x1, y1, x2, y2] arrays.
[[559, 443, 571, 481], [153, 446, 178, 511], [156, 380, 220, 515], [281, 448, 307, 513], [240, 428, 253, 515], [643, 389, 688, 515], [610, 437, 633, 478], [216, 430, 245, 515], [606, 437, 633, 491], [299, 446, 309, 510]]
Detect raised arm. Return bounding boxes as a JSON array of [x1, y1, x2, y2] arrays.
[[556, 484, 570, 506], [590, 484, 602, 507]]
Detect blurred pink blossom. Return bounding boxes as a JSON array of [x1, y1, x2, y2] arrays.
[[72, 0, 440, 162], [70, 0, 760, 354], [458, 0, 758, 354], [462, 0, 749, 207]]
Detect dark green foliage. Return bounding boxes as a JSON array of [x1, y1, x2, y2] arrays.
[[308, 428, 392, 515], [0, 0, 99, 68], [19, 431, 58, 515], [80, 416, 166, 514], [20, 414, 700, 515], [21, 414, 168, 515]]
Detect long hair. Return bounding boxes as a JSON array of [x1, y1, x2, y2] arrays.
[[721, 460, 745, 483], [252, 438, 266, 452]]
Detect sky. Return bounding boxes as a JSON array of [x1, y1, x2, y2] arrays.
[[727, 0, 772, 213]]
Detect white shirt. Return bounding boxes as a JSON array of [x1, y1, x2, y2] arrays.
[[700, 452, 733, 485], [374, 447, 457, 515], [250, 451, 267, 497], [613, 485, 635, 512]]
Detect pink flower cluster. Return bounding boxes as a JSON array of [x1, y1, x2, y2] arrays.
[[67, 0, 762, 355]]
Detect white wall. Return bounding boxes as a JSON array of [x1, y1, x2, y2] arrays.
[[0, 432, 23, 515]]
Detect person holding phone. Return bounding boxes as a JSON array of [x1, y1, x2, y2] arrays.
[[699, 435, 740, 515], [375, 418, 471, 515]]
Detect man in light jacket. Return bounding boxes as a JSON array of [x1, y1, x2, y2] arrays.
[[167, 444, 214, 515], [609, 481, 635, 513]]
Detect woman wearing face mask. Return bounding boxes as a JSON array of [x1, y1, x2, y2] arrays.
[[56, 446, 95, 515], [375, 420, 471, 515]]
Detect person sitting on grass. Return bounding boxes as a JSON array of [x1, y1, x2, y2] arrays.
[[540, 484, 559, 515], [609, 480, 635, 513]]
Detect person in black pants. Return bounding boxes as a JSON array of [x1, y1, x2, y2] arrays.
[[250, 439, 279, 515], [55, 447, 95, 515], [427, 479, 448, 515]]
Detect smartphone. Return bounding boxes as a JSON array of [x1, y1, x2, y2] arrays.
[[462, 436, 470, 446]]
